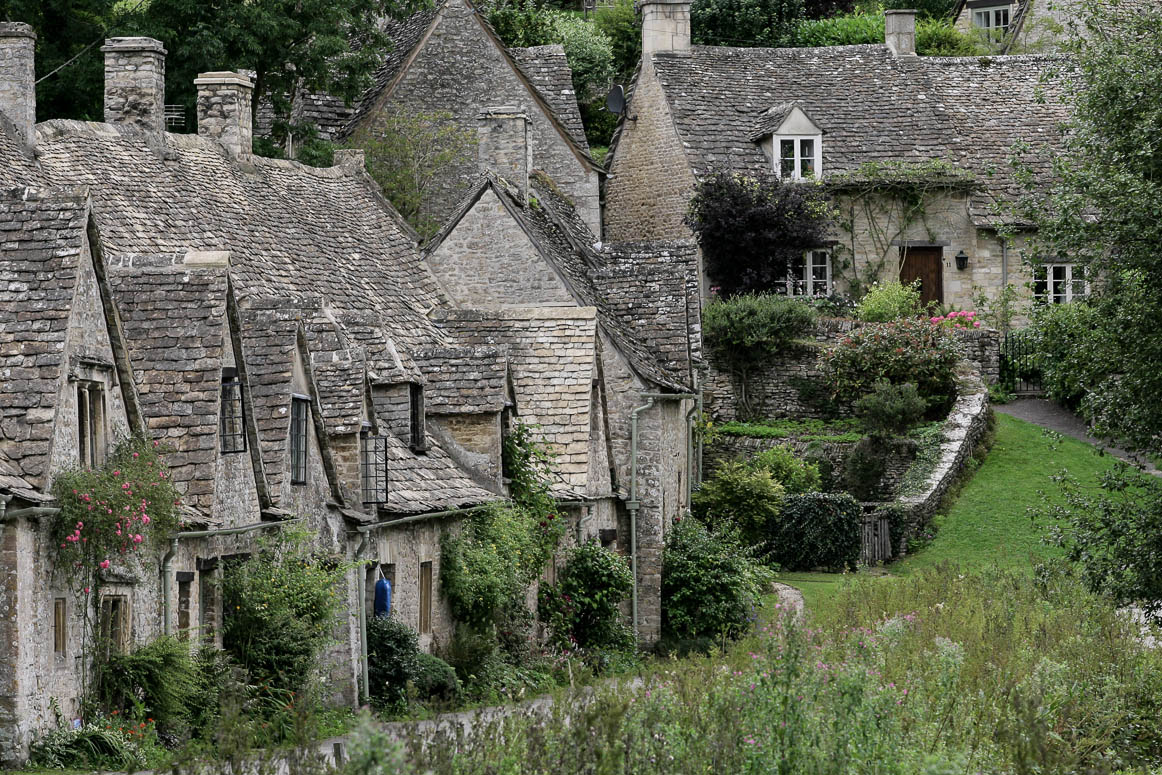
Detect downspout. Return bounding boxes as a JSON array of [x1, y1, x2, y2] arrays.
[[161, 519, 299, 640], [1001, 238, 1009, 288], [628, 398, 654, 641], [350, 502, 496, 703]]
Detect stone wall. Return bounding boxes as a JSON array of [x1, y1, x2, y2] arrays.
[[603, 59, 698, 243], [370, 0, 599, 234]]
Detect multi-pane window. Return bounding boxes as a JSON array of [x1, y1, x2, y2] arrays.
[[973, 6, 1011, 34], [777, 250, 832, 297], [99, 594, 130, 657], [419, 561, 433, 634], [77, 382, 106, 469], [777, 136, 821, 180], [360, 426, 389, 505], [219, 367, 246, 453], [290, 396, 310, 485], [1033, 264, 1085, 304], [408, 383, 426, 451]]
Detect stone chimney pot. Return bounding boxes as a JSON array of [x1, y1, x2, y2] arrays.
[[885, 9, 917, 56], [0, 23, 37, 150], [101, 37, 167, 132], [477, 107, 531, 204], [195, 71, 254, 157]]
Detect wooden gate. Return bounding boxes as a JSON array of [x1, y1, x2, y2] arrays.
[[860, 515, 893, 566], [899, 246, 944, 306]]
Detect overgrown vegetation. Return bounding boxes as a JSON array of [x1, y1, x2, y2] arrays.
[[538, 540, 635, 661], [715, 417, 864, 443], [692, 462, 786, 548], [768, 491, 861, 570], [855, 380, 927, 438], [367, 616, 460, 712], [854, 279, 922, 322]]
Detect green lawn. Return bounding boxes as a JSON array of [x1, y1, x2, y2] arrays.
[[777, 412, 1128, 600]]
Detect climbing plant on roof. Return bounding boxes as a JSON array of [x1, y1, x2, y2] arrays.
[[826, 159, 978, 297]]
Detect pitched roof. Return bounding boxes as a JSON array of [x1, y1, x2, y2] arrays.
[[0, 448, 47, 502], [376, 430, 501, 514], [413, 345, 510, 414], [434, 307, 597, 494], [427, 172, 694, 390], [644, 44, 1072, 226], [314, 357, 369, 436], [0, 188, 92, 489], [106, 256, 229, 515], [509, 45, 588, 147]]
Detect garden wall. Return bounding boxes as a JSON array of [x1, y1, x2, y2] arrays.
[[702, 320, 999, 423]]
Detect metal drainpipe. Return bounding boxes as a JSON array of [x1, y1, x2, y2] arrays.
[[161, 539, 177, 636], [1001, 238, 1009, 288]]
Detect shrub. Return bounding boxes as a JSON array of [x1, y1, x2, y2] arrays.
[[702, 292, 817, 417], [220, 528, 347, 693], [546, 12, 615, 105], [855, 280, 923, 322], [187, 644, 235, 738], [916, 16, 986, 56], [692, 0, 805, 48], [844, 436, 887, 501], [538, 540, 634, 655], [768, 492, 862, 571], [366, 616, 421, 712], [691, 462, 785, 548], [855, 380, 927, 438], [1028, 301, 1109, 411], [662, 518, 770, 640], [749, 444, 822, 494], [686, 170, 835, 297], [820, 317, 961, 406], [794, 9, 881, 46], [29, 717, 149, 771], [413, 653, 461, 703], [94, 636, 195, 733]]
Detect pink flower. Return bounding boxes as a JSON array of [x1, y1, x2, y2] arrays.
[[99, 560, 110, 570], [133, 534, 143, 543], [83, 587, 90, 595], [141, 516, 150, 525], [973, 320, 981, 328], [132, 452, 139, 458]]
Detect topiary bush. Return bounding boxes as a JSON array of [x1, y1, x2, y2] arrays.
[[662, 518, 770, 640], [855, 380, 928, 438], [538, 539, 634, 656], [855, 280, 923, 322], [366, 615, 421, 712], [768, 492, 862, 571], [821, 318, 961, 408], [690, 462, 786, 549], [749, 444, 822, 494]]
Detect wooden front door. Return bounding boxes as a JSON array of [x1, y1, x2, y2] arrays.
[[899, 246, 944, 306]]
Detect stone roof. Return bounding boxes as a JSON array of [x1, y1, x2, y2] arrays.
[[509, 45, 587, 147], [0, 448, 47, 503], [106, 256, 229, 515], [434, 307, 598, 494], [644, 45, 1072, 226], [313, 357, 368, 436], [376, 429, 502, 514], [414, 345, 510, 414], [428, 172, 694, 390], [0, 188, 92, 490], [748, 101, 816, 142]]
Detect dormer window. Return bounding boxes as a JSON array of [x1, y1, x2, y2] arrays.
[[219, 367, 246, 454], [77, 381, 106, 469], [290, 395, 310, 485], [360, 424, 389, 505], [778, 137, 821, 181], [752, 103, 823, 181], [408, 383, 426, 452], [972, 5, 1011, 34]]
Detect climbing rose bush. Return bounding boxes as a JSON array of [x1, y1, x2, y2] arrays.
[[51, 436, 182, 596]]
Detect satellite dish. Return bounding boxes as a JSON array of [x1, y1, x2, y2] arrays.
[[605, 84, 625, 116]]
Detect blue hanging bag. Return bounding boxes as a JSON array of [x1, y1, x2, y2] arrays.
[[374, 577, 392, 618]]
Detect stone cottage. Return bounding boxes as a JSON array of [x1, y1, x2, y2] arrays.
[[952, 0, 1151, 53], [0, 22, 694, 764], [604, 2, 1075, 312], [272, 0, 603, 235]]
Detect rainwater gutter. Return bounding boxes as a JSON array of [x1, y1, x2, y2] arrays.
[[161, 518, 300, 636], [626, 391, 698, 641], [351, 502, 497, 702]]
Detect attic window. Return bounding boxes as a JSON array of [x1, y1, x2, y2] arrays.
[[972, 5, 1011, 34], [360, 425, 389, 505], [77, 381, 106, 469], [290, 395, 310, 485], [219, 367, 246, 454], [777, 137, 822, 181], [409, 384, 426, 452]]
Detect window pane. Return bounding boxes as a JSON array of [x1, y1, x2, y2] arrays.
[[290, 398, 308, 484], [220, 368, 246, 453], [780, 140, 795, 177], [409, 384, 425, 450], [799, 139, 815, 178], [361, 433, 389, 504]]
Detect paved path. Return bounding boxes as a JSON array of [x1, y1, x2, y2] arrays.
[[993, 398, 1160, 475]]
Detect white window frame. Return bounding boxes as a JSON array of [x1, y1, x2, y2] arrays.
[[1033, 263, 1086, 304], [972, 5, 1011, 31], [774, 135, 822, 181], [777, 249, 832, 297]]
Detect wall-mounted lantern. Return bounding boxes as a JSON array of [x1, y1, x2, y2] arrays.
[[954, 250, 969, 271]]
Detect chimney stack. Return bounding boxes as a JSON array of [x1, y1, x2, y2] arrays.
[[885, 9, 917, 56], [477, 107, 530, 204], [0, 23, 36, 150], [640, 0, 691, 56], [195, 71, 254, 157], [101, 37, 167, 132]]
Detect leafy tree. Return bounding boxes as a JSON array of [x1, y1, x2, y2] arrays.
[[686, 170, 835, 297], [692, 461, 786, 548], [126, 0, 428, 131], [537, 540, 634, 654], [594, 0, 640, 86], [0, 0, 123, 121], [1014, 0, 1162, 455], [881, 0, 956, 21], [691, 0, 804, 47], [348, 109, 474, 239]]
